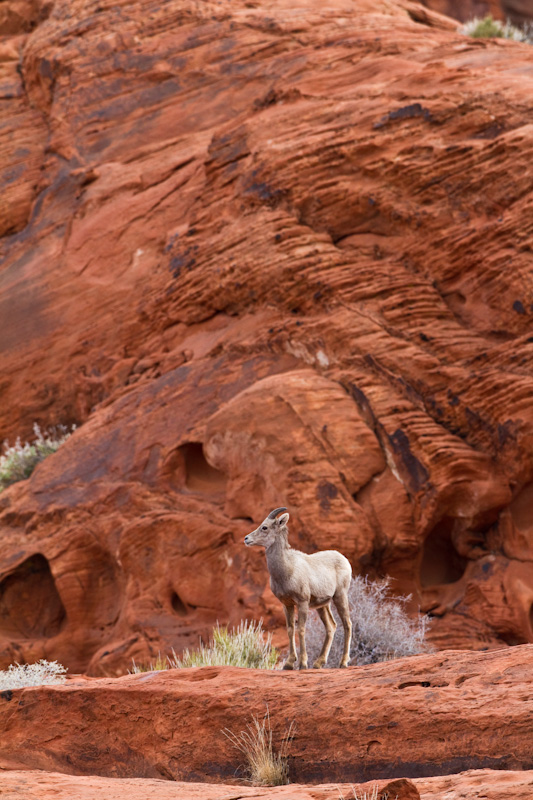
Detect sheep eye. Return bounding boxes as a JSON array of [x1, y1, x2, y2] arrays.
[[261, 526, 267, 531]]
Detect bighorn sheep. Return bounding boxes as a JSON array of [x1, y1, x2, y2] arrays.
[[244, 507, 353, 669]]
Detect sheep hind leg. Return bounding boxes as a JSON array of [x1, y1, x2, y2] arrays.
[[297, 601, 309, 669], [333, 590, 352, 668], [313, 604, 337, 669], [283, 604, 297, 670]]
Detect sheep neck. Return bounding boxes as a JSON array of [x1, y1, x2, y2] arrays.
[[265, 532, 292, 580]]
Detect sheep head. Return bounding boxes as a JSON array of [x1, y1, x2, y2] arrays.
[[244, 507, 289, 548]]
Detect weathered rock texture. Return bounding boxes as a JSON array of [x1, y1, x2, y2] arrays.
[[1, 0, 533, 673], [0, 647, 531, 783]]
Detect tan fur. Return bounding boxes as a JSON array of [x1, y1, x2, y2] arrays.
[[244, 509, 353, 669]]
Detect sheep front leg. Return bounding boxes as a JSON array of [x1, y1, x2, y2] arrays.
[[297, 601, 309, 669], [283, 604, 297, 670]]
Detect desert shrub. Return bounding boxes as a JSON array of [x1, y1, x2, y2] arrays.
[[461, 15, 533, 43], [0, 423, 74, 490], [223, 708, 294, 786], [0, 659, 67, 690], [130, 619, 279, 672], [306, 576, 431, 668]]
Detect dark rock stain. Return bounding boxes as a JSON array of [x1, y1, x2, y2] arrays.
[[316, 481, 338, 511], [374, 103, 433, 129], [388, 429, 429, 493]]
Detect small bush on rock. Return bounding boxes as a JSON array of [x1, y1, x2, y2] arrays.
[[461, 15, 533, 43], [130, 619, 279, 672], [0, 659, 67, 690], [306, 576, 431, 667], [223, 708, 294, 786], [0, 423, 74, 490]]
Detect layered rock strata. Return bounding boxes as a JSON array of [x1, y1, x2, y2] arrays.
[[0, 0, 533, 671], [0, 647, 531, 783]]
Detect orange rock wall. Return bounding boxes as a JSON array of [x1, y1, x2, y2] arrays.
[[1, 0, 533, 673]]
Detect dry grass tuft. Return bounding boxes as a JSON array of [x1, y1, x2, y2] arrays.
[[338, 784, 398, 800], [130, 619, 279, 673], [223, 708, 294, 786], [130, 652, 169, 673], [341, 786, 379, 800]]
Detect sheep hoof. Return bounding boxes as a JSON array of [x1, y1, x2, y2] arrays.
[[298, 663, 308, 670], [339, 663, 348, 669], [283, 662, 295, 670], [312, 660, 325, 669]]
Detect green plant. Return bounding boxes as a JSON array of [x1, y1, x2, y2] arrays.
[[0, 659, 67, 690], [306, 576, 431, 667], [223, 708, 294, 786], [0, 423, 74, 490], [130, 619, 279, 673], [461, 15, 533, 43]]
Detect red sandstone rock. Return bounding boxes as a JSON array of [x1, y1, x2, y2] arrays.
[[0, 647, 531, 783], [1, 0, 533, 673], [1, 769, 532, 799], [418, 769, 533, 799], [0, 773, 422, 800]]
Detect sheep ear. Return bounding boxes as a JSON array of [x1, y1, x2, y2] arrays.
[[277, 513, 289, 527]]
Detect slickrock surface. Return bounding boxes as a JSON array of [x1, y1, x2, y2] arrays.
[[1, 0, 533, 673], [0, 647, 531, 783], [0, 769, 532, 799], [0, 773, 421, 800], [418, 769, 533, 799]]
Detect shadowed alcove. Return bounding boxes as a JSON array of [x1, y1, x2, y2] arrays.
[[179, 441, 227, 493], [171, 591, 188, 617], [0, 554, 66, 639], [420, 517, 467, 588]]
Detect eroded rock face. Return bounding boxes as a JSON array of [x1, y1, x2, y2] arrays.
[[0, 647, 531, 783], [0, 0, 533, 672]]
